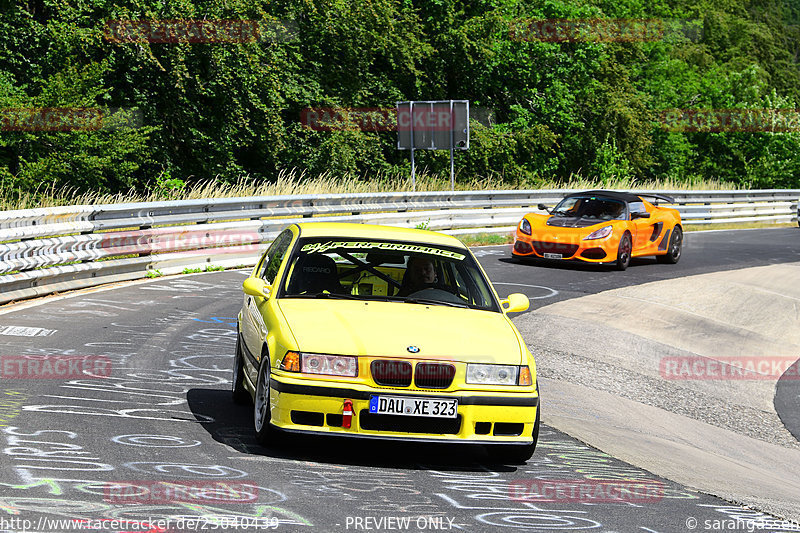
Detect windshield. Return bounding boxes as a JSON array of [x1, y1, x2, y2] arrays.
[[278, 237, 500, 312], [551, 196, 627, 221]]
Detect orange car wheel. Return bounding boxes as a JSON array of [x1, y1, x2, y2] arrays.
[[657, 226, 683, 264], [615, 233, 632, 271]]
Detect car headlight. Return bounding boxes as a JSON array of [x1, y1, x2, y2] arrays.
[[466, 364, 531, 385], [519, 218, 532, 235], [584, 225, 613, 240], [281, 352, 358, 377]]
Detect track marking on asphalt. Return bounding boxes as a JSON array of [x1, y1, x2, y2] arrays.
[[471, 248, 506, 257], [0, 325, 56, 337], [0, 270, 249, 316], [493, 282, 559, 300]]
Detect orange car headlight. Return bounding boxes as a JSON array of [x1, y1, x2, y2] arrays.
[[584, 225, 613, 240], [519, 218, 532, 235]]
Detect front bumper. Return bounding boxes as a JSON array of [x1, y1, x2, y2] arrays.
[[512, 231, 617, 263], [268, 375, 539, 444]]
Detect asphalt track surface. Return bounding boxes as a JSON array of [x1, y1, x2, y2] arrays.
[[0, 228, 798, 533]]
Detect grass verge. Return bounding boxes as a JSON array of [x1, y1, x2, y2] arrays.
[[1, 169, 739, 211], [457, 233, 514, 246]]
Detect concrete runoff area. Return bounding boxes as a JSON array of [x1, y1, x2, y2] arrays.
[[515, 262, 800, 523]]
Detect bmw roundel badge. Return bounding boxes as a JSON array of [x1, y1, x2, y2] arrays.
[[407, 345, 420, 354]]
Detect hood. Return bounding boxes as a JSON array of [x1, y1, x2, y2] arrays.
[[546, 216, 606, 228], [277, 299, 524, 365]]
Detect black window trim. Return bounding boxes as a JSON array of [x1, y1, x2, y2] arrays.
[[260, 228, 295, 285]]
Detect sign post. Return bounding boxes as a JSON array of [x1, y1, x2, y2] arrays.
[[397, 100, 469, 191]]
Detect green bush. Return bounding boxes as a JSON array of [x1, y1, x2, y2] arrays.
[[0, 0, 798, 196]]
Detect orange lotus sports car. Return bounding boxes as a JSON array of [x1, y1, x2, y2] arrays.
[[512, 190, 683, 270]]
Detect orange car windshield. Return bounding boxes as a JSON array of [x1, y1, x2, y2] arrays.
[[551, 197, 626, 221]]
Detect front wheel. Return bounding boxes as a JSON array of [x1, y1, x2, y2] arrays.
[[615, 233, 632, 271], [657, 226, 682, 264], [254, 359, 277, 444]]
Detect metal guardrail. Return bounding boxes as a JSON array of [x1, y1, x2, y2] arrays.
[[1, 189, 798, 305]]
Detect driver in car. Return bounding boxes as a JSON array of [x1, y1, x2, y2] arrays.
[[397, 256, 437, 296]]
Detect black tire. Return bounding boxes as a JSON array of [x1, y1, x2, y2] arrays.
[[657, 225, 683, 264], [615, 233, 632, 271], [231, 335, 250, 405], [254, 358, 277, 444], [486, 403, 540, 465]]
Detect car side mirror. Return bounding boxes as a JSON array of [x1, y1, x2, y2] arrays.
[[243, 277, 271, 299], [537, 203, 551, 213], [633, 212, 651, 219], [500, 293, 530, 313]]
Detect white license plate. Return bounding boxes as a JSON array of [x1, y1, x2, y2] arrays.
[[369, 395, 457, 418], [543, 252, 563, 259]]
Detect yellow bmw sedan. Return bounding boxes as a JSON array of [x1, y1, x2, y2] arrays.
[[233, 222, 539, 463]]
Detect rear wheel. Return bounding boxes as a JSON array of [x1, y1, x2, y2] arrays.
[[232, 335, 249, 405], [254, 359, 277, 444], [486, 404, 540, 465], [615, 233, 632, 271], [657, 226, 683, 264]]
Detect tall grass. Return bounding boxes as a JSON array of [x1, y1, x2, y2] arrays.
[[0, 168, 738, 211]]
